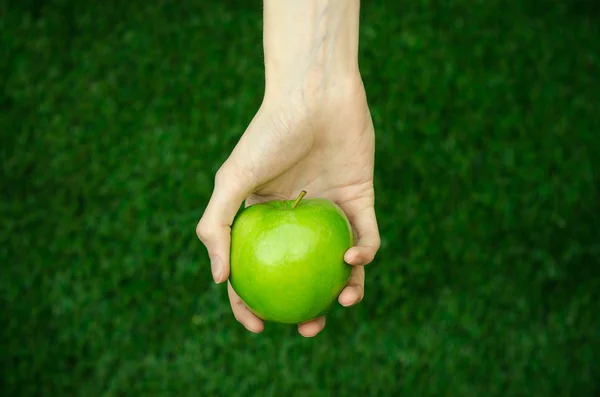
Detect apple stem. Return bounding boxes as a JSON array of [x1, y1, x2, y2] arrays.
[[291, 190, 307, 208]]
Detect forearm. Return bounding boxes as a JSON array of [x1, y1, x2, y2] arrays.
[[263, 0, 361, 97]]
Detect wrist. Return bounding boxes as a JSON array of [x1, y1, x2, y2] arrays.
[[262, 0, 361, 99]]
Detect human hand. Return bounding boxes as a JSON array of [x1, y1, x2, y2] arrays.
[[196, 0, 379, 337], [196, 73, 380, 336]]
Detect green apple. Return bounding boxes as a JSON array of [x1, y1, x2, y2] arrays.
[[229, 190, 354, 324]]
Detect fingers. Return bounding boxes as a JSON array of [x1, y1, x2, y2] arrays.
[[196, 166, 252, 283], [338, 265, 365, 307], [227, 282, 264, 333], [298, 316, 326, 337], [344, 245, 377, 266], [343, 206, 381, 266]]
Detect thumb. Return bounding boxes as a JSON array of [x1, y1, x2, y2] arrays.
[[196, 166, 252, 283]]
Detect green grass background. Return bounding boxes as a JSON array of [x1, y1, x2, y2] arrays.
[[2, 0, 599, 395]]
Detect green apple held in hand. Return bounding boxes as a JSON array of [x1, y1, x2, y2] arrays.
[[229, 190, 354, 324]]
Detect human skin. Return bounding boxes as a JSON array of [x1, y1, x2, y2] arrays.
[[196, 0, 380, 337]]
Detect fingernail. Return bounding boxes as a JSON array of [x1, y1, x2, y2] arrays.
[[210, 256, 222, 283]]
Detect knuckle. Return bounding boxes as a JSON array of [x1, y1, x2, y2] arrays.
[[367, 250, 377, 264], [215, 162, 254, 188], [365, 237, 381, 263], [214, 165, 230, 186], [361, 251, 372, 265], [372, 234, 382, 252], [195, 219, 211, 241], [360, 248, 376, 265]]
